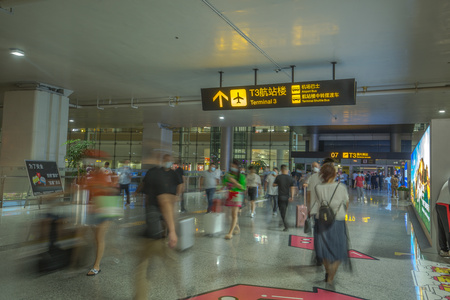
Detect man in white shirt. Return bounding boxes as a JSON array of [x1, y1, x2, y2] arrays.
[[100, 162, 112, 182], [200, 164, 220, 213], [385, 174, 392, 194], [265, 168, 279, 216]]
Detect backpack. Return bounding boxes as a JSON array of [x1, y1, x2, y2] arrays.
[[316, 183, 341, 228]]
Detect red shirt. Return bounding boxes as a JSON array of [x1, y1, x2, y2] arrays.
[[355, 176, 365, 187]]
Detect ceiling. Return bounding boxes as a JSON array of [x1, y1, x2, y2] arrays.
[[1, 0, 450, 130]]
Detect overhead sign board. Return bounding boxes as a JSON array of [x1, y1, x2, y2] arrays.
[[25, 160, 63, 196], [291, 151, 411, 160], [201, 78, 356, 111]]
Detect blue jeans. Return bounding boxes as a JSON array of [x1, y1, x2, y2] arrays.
[[205, 188, 216, 212]]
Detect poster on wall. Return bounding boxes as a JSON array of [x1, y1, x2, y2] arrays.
[[411, 126, 431, 232]]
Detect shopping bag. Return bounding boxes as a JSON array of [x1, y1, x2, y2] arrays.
[[94, 196, 123, 218]]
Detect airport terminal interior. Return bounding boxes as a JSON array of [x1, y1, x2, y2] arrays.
[[1, 0, 450, 299]]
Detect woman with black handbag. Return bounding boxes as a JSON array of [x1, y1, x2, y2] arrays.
[[315, 163, 350, 285]]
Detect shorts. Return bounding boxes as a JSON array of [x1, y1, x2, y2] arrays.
[[248, 187, 257, 201]]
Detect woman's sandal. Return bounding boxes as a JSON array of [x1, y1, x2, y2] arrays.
[[224, 234, 233, 240], [87, 268, 101, 276]]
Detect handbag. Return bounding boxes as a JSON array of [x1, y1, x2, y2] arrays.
[[304, 216, 312, 234], [316, 183, 341, 228]]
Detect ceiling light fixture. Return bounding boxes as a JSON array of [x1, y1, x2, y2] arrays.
[[439, 109, 446, 113], [10, 48, 25, 57], [69, 119, 74, 122], [219, 116, 224, 120]]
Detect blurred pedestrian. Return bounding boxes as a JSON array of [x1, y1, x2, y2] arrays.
[[118, 160, 132, 205], [224, 159, 246, 240], [385, 174, 392, 193], [200, 163, 220, 213], [247, 165, 262, 218], [75, 150, 118, 276], [134, 153, 184, 299], [315, 163, 350, 285], [273, 164, 296, 232], [391, 175, 399, 198], [265, 168, 278, 216], [354, 171, 365, 201]]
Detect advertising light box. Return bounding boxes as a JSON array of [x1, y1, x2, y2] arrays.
[[411, 126, 431, 232]]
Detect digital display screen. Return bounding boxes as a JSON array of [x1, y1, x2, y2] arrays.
[[411, 126, 431, 232], [201, 79, 356, 111]]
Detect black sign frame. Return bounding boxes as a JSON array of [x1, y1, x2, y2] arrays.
[[201, 78, 356, 111], [25, 160, 63, 196]]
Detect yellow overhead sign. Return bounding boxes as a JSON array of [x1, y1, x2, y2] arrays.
[[201, 79, 356, 111]]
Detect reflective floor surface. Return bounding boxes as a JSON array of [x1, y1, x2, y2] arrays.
[[0, 188, 448, 300]]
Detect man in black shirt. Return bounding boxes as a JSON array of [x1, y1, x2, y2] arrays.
[[135, 154, 184, 299], [274, 164, 297, 231]]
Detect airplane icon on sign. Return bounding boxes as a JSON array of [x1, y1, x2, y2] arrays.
[[233, 92, 244, 104], [230, 89, 247, 107]]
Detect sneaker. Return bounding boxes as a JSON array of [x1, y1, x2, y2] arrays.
[[273, 212, 277, 216], [251, 213, 255, 218], [283, 227, 289, 232], [440, 250, 450, 257]]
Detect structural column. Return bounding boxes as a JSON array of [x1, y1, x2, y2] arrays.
[[141, 122, 173, 169], [309, 133, 319, 152], [0, 90, 69, 168], [390, 132, 401, 152], [220, 127, 232, 172]]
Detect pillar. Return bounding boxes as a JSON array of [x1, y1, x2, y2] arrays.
[[390, 132, 401, 152], [309, 133, 319, 152], [141, 122, 173, 169], [0, 90, 69, 168], [277, 148, 285, 168], [220, 127, 232, 172]]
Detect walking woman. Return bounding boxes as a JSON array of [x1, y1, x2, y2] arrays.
[[315, 163, 350, 285], [247, 165, 262, 218], [223, 159, 246, 240]]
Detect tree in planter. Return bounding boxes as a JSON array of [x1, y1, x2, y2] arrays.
[[64, 139, 95, 180], [250, 160, 268, 174]]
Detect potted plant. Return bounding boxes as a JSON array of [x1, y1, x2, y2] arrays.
[[397, 186, 409, 200], [250, 160, 268, 174], [64, 139, 95, 182]]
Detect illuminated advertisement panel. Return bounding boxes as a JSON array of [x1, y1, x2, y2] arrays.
[[411, 126, 431, 232]]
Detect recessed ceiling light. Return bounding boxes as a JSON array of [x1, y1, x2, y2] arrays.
[[69, 119, 75, 122], [219, 116, 224, 120], [10, 48, 25, 57], [439, 110, 446, 113]]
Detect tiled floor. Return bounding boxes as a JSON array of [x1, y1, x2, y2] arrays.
[[0, 188, 447, 299]]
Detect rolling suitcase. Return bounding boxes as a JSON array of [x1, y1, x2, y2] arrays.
[[204, 213, 225, 235], [296, 205, 308, 228], [176, 217, 195, 251]]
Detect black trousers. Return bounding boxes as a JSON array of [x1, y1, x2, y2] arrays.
[[120, 184, 130, 204], [278, 196, 289, 229], [436, 203, 450, 252]]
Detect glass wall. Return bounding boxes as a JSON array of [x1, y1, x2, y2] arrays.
[[173, 126, 294, 173], [67, 128, 143, 169]]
